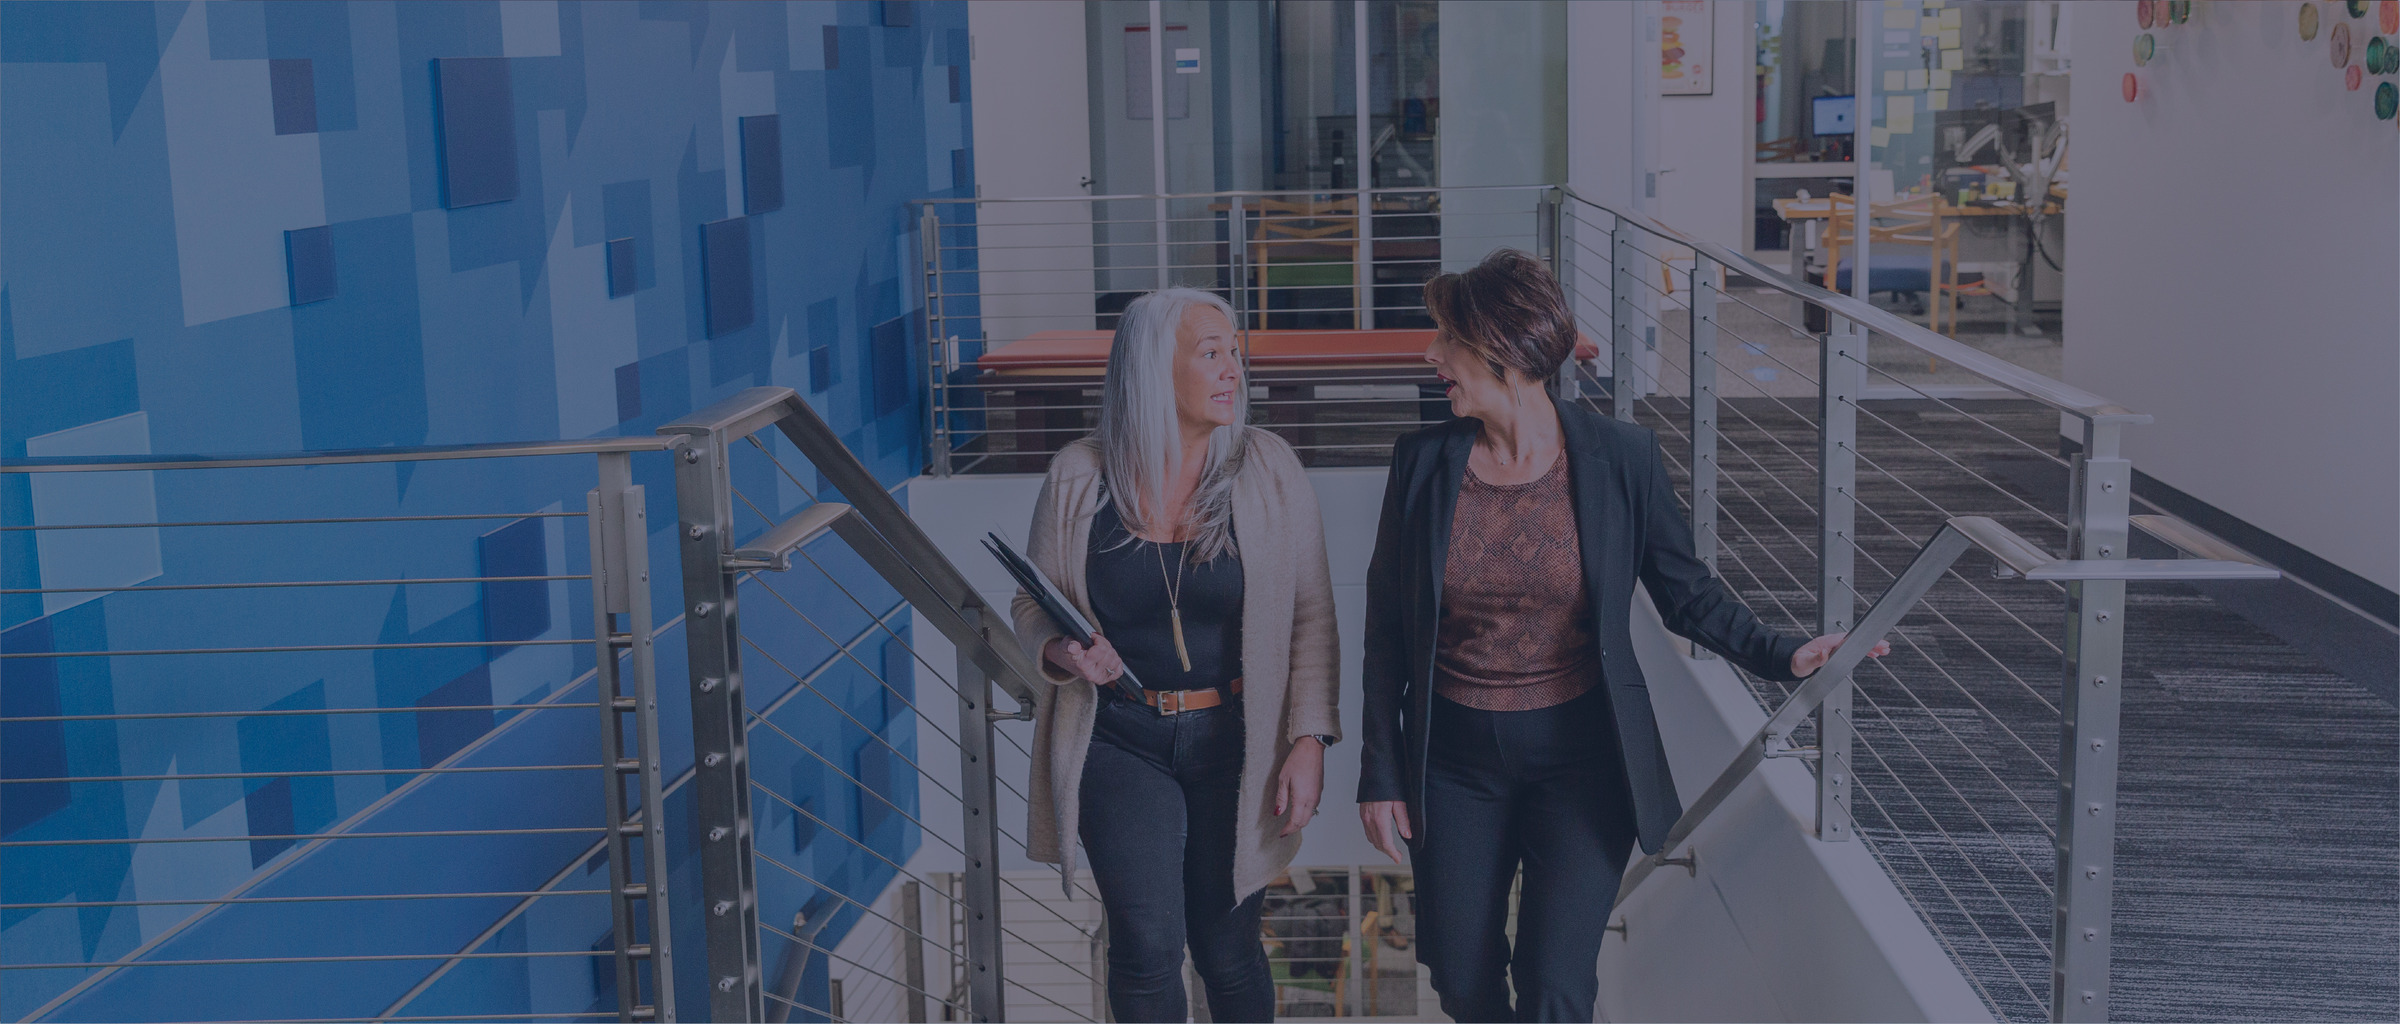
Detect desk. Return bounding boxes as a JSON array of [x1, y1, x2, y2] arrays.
[[1772, 191, 2065, 334]]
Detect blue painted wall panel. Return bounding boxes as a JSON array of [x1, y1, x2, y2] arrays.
[[1, 1, 967, 1018]]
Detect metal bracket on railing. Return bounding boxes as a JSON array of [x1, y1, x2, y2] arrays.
[[723, 503, 854, 572], [1614, 516, 2279, 908]]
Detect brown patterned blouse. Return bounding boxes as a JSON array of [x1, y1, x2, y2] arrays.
[[1432, 456, 1601, 711]]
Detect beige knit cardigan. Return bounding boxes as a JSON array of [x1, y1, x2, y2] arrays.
[[1010, 429, 1341, 902]]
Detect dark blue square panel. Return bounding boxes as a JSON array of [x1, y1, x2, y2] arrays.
[[880, 1, 913, 27], [433, 56, 518, 209], [809, 346, 834, 392], [947, 65, 960, 103], [804, 298, 840, 358], [1, 618, 67, 838], [951, 149, 971, 193], [701, 217, 754, 338], [870, 313, 910, 417], [269, 58, 317, 134], [606, 237, 638, 297], [614, 361, 641, 422], [245, 777, 297, 866], [285, 225, 337, 305], [416, 664, 494, 767], [739, 114, 783, 214], [479, 516, 550, 645], [822, 24, 841, 69]]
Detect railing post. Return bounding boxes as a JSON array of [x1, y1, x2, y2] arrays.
[[673, 433, 766, 1022], [1229, 195, 1248, 347], [954, 601, 1008, 1022], [1546, 190, 1578, 401], [2054, 419, 2132, 1022], [1815, 323, 1863, 841], [922, 205, 952, 478], [1609, 216, 1638, 422], [1687, 255, 1720, 660], [592, 451, 677, 1021], [902, 881, 930, 1024]]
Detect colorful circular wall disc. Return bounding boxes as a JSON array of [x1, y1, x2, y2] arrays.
[[2371, 35, 2390, 73], [2349, 63, 2366, 89], [2350, 0, 2371, 19], [2169, 0, 2190, 25], [2303, 3, 2322, 40], [2134, 33, 2157, 65], [2122, 72, 2140, 102], [2377, 80, 2398, 118], [2137, 0, 2156, 29], [2334, 22, 2354, 65], [2382, 0, 2398, 34]]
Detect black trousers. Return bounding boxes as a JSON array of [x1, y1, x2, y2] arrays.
[[1080, 696, 1275, 1023], [1408, 686, 1639, 1023]]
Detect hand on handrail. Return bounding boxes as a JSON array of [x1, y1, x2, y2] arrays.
[[1790, 631, 1892, 678]]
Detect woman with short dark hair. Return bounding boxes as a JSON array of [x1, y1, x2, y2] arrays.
[[1355, 250, 1883, 1022]]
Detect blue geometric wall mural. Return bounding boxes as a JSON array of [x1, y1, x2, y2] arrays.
[[0, 1, 974, 1019]]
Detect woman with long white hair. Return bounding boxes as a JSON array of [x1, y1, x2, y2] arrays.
[[1011, 288, 1339, 1022]]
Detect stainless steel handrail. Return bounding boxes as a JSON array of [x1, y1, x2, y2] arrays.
[[1554, 187, 2146, 425], [0, 436, 678, 473], [1613, 516, 2276, 902]]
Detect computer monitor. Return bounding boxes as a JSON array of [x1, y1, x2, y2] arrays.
[[1811, 94, 1856, 136]]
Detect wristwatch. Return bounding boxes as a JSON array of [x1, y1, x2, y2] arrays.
[[1302, 734, 1336, 747]]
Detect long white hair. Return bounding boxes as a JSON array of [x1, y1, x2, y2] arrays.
[[1092, 288, 1248, 562]]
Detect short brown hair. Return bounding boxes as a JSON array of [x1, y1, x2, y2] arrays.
[[1422, 249, 1577, 382]]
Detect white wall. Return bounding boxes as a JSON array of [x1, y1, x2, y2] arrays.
[[968, 0, 1096, 344], [1437, 0, 1568, 272], [1653, 0, 1752, 249], [2065, 1, 2400, 592]]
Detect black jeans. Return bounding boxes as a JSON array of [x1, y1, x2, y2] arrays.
[[1080, 696, 1275, 1023], [1408, 686, 1639, 1023]]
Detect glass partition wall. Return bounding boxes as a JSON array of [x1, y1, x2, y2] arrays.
[[1086, 0, 1547, 332], [1749, 0, 2068, 386]]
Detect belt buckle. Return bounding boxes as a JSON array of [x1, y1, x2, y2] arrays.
[[1158, 690, 1184, 715]]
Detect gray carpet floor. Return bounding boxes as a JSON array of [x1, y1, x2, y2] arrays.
[[1619, 394, 2399, 1023]]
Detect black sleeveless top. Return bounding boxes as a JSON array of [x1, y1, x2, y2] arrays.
[[1086, 500, 1244, 692]]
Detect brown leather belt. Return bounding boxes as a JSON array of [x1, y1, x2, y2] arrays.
[[1125, 677, 1242, 715]]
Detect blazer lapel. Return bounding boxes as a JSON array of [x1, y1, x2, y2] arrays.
[[1426, 421, 1474, 599], [1559, 403, 1617, 627]]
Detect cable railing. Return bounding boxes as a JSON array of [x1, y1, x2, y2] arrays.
[[905, 182, 2297, 1023], [658, 386, 1103, 1024], [0, 438, 683, 1023]]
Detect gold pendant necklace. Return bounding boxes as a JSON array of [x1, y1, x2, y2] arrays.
[[1156, 535, 1193, 672]]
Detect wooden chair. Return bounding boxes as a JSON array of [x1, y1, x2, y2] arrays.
[[1246, 196, 1362, 329], [1817, 193, 1965, 334]]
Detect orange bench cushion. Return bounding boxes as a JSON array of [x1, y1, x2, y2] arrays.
[[978, 329, 1600, 372]]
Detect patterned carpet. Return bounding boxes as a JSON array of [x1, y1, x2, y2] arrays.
[[1615, 393, 2400, 1023]]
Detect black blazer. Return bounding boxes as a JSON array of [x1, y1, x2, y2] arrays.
[[1356, 400, 1804, 855]]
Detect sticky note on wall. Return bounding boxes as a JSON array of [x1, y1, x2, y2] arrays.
[[1884, 69, 1907, 91], [1941, 7, 1962, 28], [1929, 89, 1950, 110], [1932, 68, 1953, 90], [1887, 93, 1915, 133], [1907, 68, 1929, 90], [1942, 49, 1963, 70]]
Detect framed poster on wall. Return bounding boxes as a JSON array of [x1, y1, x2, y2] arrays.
[[1662, 0, 1714, 95]]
